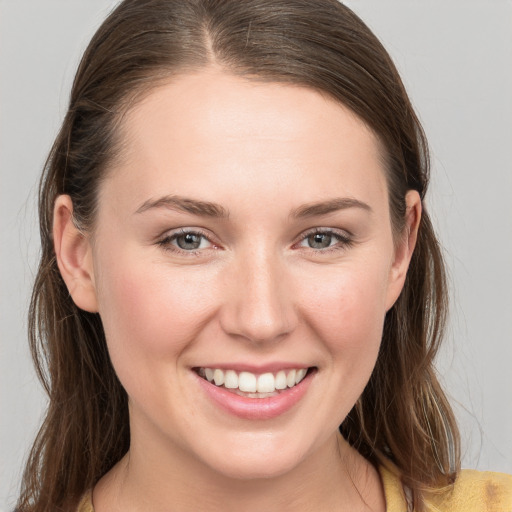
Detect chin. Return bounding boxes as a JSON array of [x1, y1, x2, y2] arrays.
[[195, 434, 311, 482], [208, 455, 301, 481]]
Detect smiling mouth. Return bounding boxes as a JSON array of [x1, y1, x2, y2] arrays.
[[194, 367, 314, 398]]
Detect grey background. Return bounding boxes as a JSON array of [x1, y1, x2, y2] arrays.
[[1, 1, 511, 509]]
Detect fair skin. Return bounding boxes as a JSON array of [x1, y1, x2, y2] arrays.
[[54, 70, 421, 511]]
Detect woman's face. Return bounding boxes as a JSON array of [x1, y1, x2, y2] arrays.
[[68, 70, 418, 479]]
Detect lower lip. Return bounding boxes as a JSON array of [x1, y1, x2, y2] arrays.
[[195, 370, 314, 420]]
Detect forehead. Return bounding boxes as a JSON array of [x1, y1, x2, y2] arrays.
[[103, 69, 387, 213], [120, 70, 379, 146]]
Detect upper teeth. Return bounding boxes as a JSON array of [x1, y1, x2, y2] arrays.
[[201, 368, 308, 393]]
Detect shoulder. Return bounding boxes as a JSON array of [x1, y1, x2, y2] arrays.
[[425, 469, 512, 512], [76, 489, 94, 512], [380, 464, 512, 511]]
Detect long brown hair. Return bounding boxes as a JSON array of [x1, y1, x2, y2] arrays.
[[18, 1, 460, 510]]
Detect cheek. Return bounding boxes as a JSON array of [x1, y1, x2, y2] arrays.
[[300, 258, 390, 359], [94, 252, 218, 373]]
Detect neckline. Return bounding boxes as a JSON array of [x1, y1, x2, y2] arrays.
[[78, 464, 409, 512], [378, 463, 412, 511]]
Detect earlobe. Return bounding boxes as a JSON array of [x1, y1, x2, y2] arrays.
[[385, 190, 422, 310], [53, 195, 98, 313]]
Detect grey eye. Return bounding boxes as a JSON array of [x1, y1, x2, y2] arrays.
[[176, 233, 203, 250], [307, 233, 333, 249]]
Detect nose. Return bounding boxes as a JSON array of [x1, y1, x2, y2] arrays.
[[219, 246, 298, 344]]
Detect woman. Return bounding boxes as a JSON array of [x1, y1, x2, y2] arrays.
[[16, 1, 512, 511]]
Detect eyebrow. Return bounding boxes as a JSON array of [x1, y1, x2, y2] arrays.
[[135, 195, 229, 218], [292, 197, 372, 218]]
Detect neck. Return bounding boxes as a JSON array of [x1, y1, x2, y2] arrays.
[[94, 426, 384, 512]]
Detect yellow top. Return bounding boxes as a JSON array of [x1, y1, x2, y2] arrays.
[[379, 465, 512, 511], [77, 466, 512, 511]]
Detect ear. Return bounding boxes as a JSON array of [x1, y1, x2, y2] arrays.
[[385, 190, 422, 311], [53, 195, 98, 313]]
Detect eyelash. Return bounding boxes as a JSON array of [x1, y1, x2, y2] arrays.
[[156, 228, 354, 255], [294, 228, 354, 254], [156, 228, 214, 256]]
